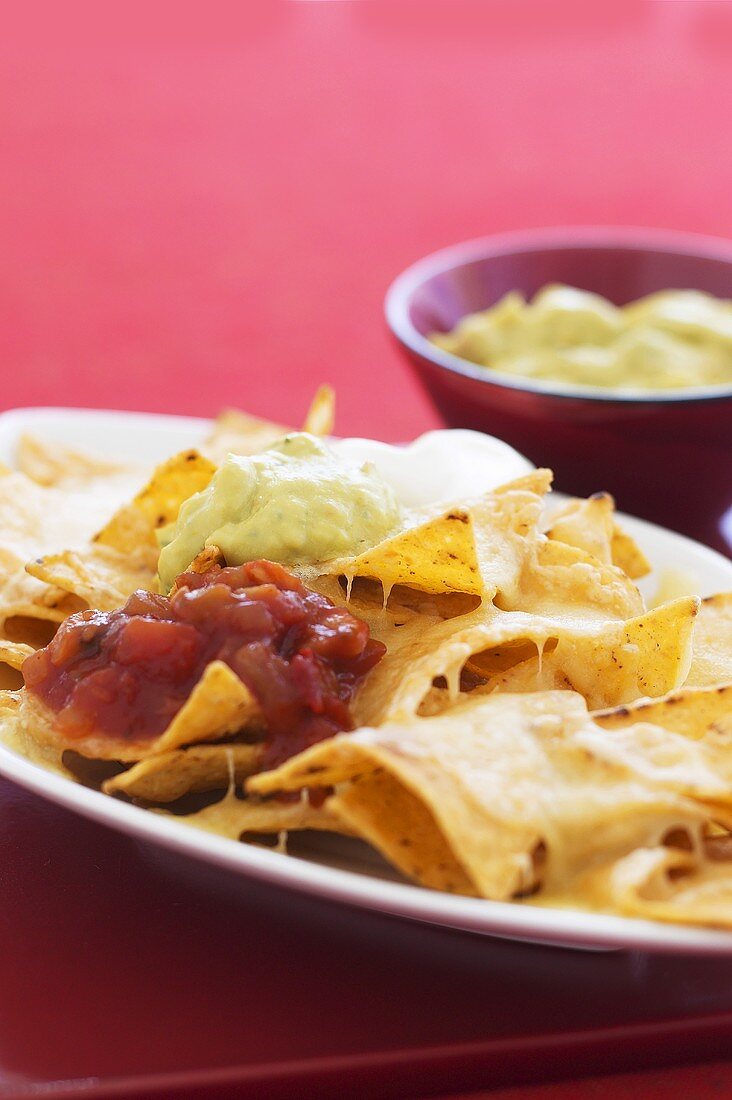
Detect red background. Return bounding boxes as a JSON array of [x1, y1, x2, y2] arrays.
[[3, 1, 732, 439], [2, 2, 732, 1096]]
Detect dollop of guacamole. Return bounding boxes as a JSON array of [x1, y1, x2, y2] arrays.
[[430, 285, 732, 390], [157, 433, 402, 591]]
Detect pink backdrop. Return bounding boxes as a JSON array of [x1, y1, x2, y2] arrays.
[[2, 2, 732, 441], [1, 3, 732, 1096]]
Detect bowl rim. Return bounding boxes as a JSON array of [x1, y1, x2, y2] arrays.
[[384, 225, 732, 405]]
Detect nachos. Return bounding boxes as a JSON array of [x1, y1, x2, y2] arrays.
[[2, 385, 732, 931]]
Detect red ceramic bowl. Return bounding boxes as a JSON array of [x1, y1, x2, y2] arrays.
[[385, 228, 732, 555]]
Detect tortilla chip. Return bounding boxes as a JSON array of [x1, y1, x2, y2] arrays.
[[173, 544, 226, 586], [95, 449, 216, 554], [27, 544, 157, 613], [559, 845, 732, 929], [301, 384, 335, 437], [16, 433, 143, 491], [202, 409, 293, 464], [0, 639, 34, 671], [250, 691, 708, 900], [349, 605, 494, 725], [513, 537, 644, 622], [176, 785, 345, 838], [594, 683, 732, 740], [547, 492, 650, 580], [104, 743, 263, 802], [611, 526, 652, 581], [478, 597, 699, 708], [330, 471, 552, 602], [353, 594, 697, 726], [2, 600, 79, 638], [0, 688, 21, 717], [0, 689, 75, 772], [567, 720, 732, 818], [547, 493, 615, 564], [17, 659, 262, 764], [201, 388, 334, 464], [150, 661, 262, 754], [28, 449, 218, 612], [323, 767, 478, 895], [685, 592, 732, 688], [342, 509, 483, 597], [0, 467, 138, 638], [0, 640, 33, 690]]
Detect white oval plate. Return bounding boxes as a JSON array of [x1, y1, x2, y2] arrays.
[[1, 408, 731, 955]]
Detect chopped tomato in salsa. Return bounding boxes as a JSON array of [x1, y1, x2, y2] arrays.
[[23, 560, 385, 768]]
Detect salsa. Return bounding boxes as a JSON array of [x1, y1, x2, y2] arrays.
[[23, 560, 385, 768]]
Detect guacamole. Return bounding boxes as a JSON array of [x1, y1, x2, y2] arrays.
[[430, 285, 732, 390], [157, 433, 402, 591]]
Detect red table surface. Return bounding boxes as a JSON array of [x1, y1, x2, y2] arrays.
[[2, 2, 732, 1096]]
